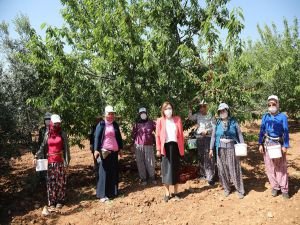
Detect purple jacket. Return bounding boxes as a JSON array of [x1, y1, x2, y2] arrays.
[[132, 120, 156, 145]]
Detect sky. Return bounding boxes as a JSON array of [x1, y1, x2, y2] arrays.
[[0, 0, 299, 42]]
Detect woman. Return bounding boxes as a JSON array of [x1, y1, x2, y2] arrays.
[[94, 105, 123, 203], [209, 103, 245, 199], [156, 101, 184, 202], [35, 114, 70, 211], [258, 95, 290, 199], [188, 100, 215, 185], [132, 107, 156, 185]]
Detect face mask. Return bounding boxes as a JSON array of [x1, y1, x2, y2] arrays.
[[53, 123, 61, 131], [164, 109, 173, 118], [140, 113, 147, 120], [220, 111, 228, 119], [268, 106, 277, 114], [45, 119, 50, 127]]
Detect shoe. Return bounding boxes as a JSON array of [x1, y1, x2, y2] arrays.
[[151, 180, 157, 185], [208, 180, 215, 186], [271, 189, 278, 197], [141, 181, 147, 186], [100, 197, 109, 203], [164, 195, 170, 203], [42, 206, 50, 216], [48, 205, 57, 212], [238, 192, 244, 199], [282, 193, 289, 199], [56, 203, 63, 209], [173, 194, 181, 201], [224, 191, 230, 197]]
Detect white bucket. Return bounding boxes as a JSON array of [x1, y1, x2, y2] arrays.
[[234, 143, 247, 156], [36, 159, 48, 171], [267, 144, 282, 158]]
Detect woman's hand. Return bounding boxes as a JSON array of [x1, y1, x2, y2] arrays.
[[33, 158, 37, 166], [259, 145, 264, 154], [209, 149, 213, 158], [282, 147, 287, 154], [156, 150, 161, 157], [94, 150, 100, 159]]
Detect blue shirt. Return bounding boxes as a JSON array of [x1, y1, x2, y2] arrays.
[[258, 112, 289, 147]]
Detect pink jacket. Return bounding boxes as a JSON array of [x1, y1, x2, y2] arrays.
[[155, 116, 184, 156]]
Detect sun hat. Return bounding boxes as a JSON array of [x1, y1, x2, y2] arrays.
[[105, 105, 116, 115], [199, 100, 208, 105]]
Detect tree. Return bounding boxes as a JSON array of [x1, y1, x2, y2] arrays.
[[0, 15, 40, 147]]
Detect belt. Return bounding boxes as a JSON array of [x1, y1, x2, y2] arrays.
[[48, 152, 63, 156]]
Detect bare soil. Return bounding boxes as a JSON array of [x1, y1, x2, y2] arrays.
[[1, 122, 299, 225]]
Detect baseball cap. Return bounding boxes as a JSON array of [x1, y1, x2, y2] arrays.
[[139, 107, 147, 113], [267, 95, 279, 102], [51, 114, 61, 123], [217, 103, 229, 111]]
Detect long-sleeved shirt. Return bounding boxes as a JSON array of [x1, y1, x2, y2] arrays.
[[132, 120, 156, 145], [210, 118, 244, 151], [258, 112, 289, 148], [188, 112, 215, 135]]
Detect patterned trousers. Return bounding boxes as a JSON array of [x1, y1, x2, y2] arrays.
[[217, 148, 245, 194], [47, 162, 66, 206], [263, 150, 288, 193], [197, 136, 215, 181], [135, 144, 155, 181]]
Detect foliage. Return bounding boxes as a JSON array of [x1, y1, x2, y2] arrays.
[[0, 15, 40, 146], [20, 0, 244, 144]]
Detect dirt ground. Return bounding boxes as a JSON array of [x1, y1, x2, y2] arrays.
[[0, 122, 299, 225]]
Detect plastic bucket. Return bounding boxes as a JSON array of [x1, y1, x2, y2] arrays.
[[187, 139, 197, 150], [36, 159, 48, 171], [267, 144, 282, 158], [234, 143, 247, 156]]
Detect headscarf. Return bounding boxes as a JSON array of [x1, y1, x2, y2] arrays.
[[48, 121, 62, 138]]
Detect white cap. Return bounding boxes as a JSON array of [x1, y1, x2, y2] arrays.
[[105, 105, 115, 115], [51, 114, 61, 123], [200, 100, 207, 105], [217, 103, 229, 111], [267, 95, 279, 102], [139, 107, 147, 113]]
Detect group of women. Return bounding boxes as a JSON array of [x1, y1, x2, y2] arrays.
[[34, 94, 290, 211]]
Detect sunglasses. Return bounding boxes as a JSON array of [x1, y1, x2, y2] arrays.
[[268, 103, 277, 107], [200, 105, 207, 108]]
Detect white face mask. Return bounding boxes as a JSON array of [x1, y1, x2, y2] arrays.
[[140, 113, 147, 120], [220, 111, 228, 119], [268, 106, 278, 114], [164, 109, 173, 118]]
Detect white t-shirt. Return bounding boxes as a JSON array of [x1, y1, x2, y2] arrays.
[[165, 118, 177, 143]]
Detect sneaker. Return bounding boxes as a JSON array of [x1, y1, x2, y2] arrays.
[[41, 206, 50, 216], [172, 194, 181, 201], [164, 195, 170, 203], [48, 205, 57, 212], [271, 189, 278, 197], [237, 192, 244, 199], [100, 197, 109, 203], [56, 203, 63, 209], [151, 180, 157, 185], [208, 180, 215, 186], [141, 181, 147, 186], [282, 193, 289, 199], [224, 191, 230, 197]]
